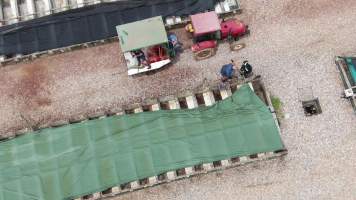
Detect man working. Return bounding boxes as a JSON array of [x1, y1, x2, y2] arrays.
[[240, 60, 253, 78], [132, 49, 148, 68], [220, 60, 237, 82], [220, 60, 254, 82]]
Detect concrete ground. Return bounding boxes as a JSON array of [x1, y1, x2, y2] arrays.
[[0, 0, 356, 199]]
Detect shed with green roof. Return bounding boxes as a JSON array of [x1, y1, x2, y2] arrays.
[[116, 16, 168, 52]]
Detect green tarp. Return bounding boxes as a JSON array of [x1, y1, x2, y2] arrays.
[[0, 85, 284, 200], [345, 58, 356, 85], [117, 16, 168, 52]]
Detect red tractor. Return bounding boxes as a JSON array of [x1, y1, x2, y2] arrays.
[[187, 11, 249, 60]]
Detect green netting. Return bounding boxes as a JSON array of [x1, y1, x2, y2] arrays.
[[0, 85, 284, 200]]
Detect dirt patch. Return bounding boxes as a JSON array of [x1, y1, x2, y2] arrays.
[[282, 0, 343, 20], [11, 62, 52, 108]]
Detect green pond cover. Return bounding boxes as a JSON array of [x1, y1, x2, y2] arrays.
[[0, 85, 284, 200], [345, 58, 356, 85]]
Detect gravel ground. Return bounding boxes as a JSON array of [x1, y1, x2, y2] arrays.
[[1, 0, 356, 199]]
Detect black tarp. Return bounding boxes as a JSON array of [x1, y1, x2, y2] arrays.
[[0, 0, 217, 56]]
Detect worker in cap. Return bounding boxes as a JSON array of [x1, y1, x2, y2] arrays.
[[240, 60, 253, 78]]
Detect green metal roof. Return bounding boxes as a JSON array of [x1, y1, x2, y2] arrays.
[[116, 16, 168, 52], [0, 85, 284, 200]]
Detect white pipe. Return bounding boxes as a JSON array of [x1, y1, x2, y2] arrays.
[[25, 0, 36, 19], [43, 0, 52, 15], [9, 0, 19, 22], [0, 3, 4, 26], [61, 0, 69, 11], [76, 0, 84, 7]]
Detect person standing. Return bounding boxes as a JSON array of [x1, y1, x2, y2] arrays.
[[220, 60, 237, 82], [240, 60, 253, 78], [133, 49, 148, 67]]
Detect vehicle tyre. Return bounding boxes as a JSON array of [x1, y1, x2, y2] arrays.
[[194, 48, 215, 60], [230, 43, 245, 51]]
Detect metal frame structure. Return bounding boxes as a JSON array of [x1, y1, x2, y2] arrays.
[[335, 56, 356, 113]]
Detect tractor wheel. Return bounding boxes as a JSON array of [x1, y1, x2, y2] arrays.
[[230, 42, 246, 51], [194, 48, 216, 60]]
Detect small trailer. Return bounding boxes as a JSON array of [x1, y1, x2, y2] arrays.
[[335, 56, 356, 113], [117, 16, 178, 76]]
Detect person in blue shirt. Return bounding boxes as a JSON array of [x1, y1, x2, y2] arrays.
[[220, 60, 237, 82], [168, 33, 183, 56]]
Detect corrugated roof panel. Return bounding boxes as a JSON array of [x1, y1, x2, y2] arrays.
[[116, 16, 168, 52], [191, 11, 221, 36]]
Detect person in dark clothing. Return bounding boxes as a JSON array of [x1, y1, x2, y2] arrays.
[[220, 60, 237, 82], [133, 49, 148, 67], [240, 60, 253, 78], [168, 33, 183, 56]]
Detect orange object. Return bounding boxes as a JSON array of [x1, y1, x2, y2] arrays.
[[185, 23, 194, 33]]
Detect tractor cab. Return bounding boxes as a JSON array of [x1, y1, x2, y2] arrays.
[[190, 11, 221, 58], [189, 11, 249, 60], [117, 16, 177, 75]]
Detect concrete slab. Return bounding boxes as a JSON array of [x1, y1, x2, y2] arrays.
[[248, 82, 254, 91], [151, 104, 160, 111], [221, 159, 230, 167], [148, 176, 158, 185], [92, 192, 101, 199], [111, 186, 121, 194], [186, 96, 198, 109], [133, 107, 143, 113], [202, 91, 215, 106], [257, 153, 265, 158], [239, 156, 249, 163], [166, 171, 176, 180], [130, 181, 139, 190], [220, 88, 232, 99], [168, 99, 180, 110], [203, 163, 213, 171], [185, 167, 194, 176]]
